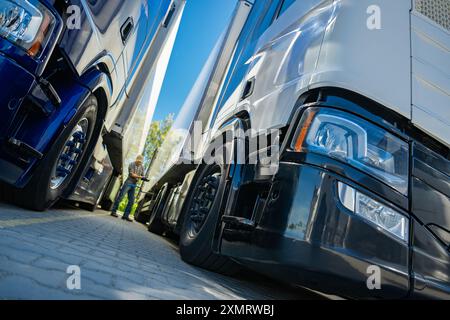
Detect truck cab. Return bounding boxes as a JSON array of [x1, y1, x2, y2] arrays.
[[0, 0, 185, 210], [138, 0, 450, 299]]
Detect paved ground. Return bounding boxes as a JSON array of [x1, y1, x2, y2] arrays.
[[0, 202, 324, 300]]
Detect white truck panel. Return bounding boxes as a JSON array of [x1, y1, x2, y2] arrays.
[[411, 9, 450, 148], [313, 0, 412, 119], [234, 0, 415, 136], [234, 0, 333, 133]]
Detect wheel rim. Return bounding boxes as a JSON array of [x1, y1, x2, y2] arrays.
[[188, 166, 221, 237], [50, 118, 89, 190]]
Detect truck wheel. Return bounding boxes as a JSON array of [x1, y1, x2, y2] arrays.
[[134, 199, 150, 224], [84, 203, 97, 212], [99, 198, 113, 211], [20, 96, 98, 211], [135, 212, 149, 224], [99, 175, 118, 211], [148, 183, 169, 235], [75, 200, 98, 212], [179, 164, 240, 276]]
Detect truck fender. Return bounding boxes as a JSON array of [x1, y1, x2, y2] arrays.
[[15, 68, 111, 189], [60, 67, 113, 196], [78, 65, 113, 113], [175, 116, 248, 239], [207, 116, 248, 166], [212, 116, 248, 142]]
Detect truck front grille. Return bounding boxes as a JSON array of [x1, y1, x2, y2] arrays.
[[415, 0, 450, 32]]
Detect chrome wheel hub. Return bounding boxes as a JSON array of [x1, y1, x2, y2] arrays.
[[189, 167, 221, 236], [50, 118, 89, 190]]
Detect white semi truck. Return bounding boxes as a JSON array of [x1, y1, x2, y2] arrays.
[[136, 0, 450, 299]]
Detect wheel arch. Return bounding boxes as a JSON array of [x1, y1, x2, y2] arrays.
[[60, 65, 113, 197], [79, 64, 113, 116], [174, 115, 250, 235]]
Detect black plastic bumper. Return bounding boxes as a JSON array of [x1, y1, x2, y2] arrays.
[[0, 53, 36, 185], [220, 162, 411, 299]]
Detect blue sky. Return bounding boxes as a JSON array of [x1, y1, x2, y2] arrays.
[[152, 0, 236, 121]]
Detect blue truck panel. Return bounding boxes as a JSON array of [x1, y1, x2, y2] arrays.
[[0, 0, 182, 210]]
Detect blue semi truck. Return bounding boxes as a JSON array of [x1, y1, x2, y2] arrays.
[[0, 0, 185, 211]]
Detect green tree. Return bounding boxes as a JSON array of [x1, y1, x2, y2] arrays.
[[143, 113, 174, 167]]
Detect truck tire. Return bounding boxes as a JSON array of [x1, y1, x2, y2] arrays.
[[100, 198, 113, 211], [147, 183, 170, 235], [134, 199, 150, 224], [179, 164, 240, 276], [20, 95, 98, 211], [135, 212, 149, 224], [99, 174, 119, 211], [75, 201, 97, 212]]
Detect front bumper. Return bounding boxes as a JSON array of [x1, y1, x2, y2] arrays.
[[220, 96, 450, 299], [0, 53, 36, 185], [221, 161, 411, 299], [221, 152, 450, 299], [0, 1, 64, 187]]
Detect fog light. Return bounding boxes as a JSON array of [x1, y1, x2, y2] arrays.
[[338, 182, 409, 242]]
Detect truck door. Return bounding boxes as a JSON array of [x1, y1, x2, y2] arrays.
[[218, 0, 330, 256], [61, 0, 129, 102], [124, 0, 173, 94], [209, 0, 283, 132], [121, 0, 151, 83]]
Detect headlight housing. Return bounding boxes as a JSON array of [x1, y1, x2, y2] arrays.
[[338, 182, 409, 242], [0, 0, 56, 57], [292, 108, 409, 195]]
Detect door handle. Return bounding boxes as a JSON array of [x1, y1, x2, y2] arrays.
[[120, 17, 134, 44], [162, 3, 176, 28], [241, 77, 255, 100]]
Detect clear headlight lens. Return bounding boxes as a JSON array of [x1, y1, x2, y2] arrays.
[[338, 182, 409, 242], [292, 109, 409, 195], [0, 0, 55, 57]]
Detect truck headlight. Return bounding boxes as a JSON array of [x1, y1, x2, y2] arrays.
[[292, 109, 409, 195], [338, 182, 409, 242], [0, 0, 55, 57]]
